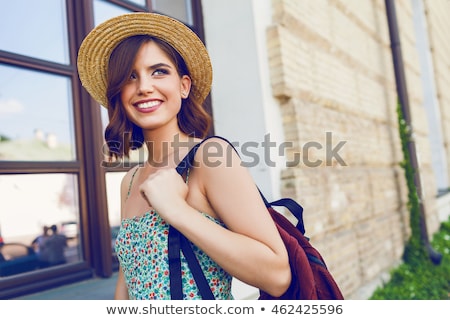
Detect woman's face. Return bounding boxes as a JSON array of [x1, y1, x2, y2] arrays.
[[120, 40, 191, 134]]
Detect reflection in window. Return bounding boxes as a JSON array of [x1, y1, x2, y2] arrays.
[[0, 174, 82, 277], [151, 0, 193, 25], [126, 0, 146, 6], [94, 0, 131, 26], [105, 171, 126, 265], [0, 0, 69, 64], [0, 64, 75, 161], [105, 172, 125, 228]]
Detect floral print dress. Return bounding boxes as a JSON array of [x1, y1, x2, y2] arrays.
[[114, 168, 234, 300]]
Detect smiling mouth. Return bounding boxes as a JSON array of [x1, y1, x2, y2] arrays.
[[135, 100, 161, 109]]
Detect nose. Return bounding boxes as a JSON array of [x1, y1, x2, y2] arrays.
[[137, 76, 154, 95]]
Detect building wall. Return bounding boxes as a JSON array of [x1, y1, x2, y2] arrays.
[[265, 0, 446, 299], [202, 0, 449, 299]]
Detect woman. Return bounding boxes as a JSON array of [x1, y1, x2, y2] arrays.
[[77, 12, 290, 300]]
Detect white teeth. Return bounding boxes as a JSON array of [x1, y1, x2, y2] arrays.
[[136, 101, 160, 109]]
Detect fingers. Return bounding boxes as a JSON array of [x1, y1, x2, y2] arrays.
[[138, 169, 187, 214]]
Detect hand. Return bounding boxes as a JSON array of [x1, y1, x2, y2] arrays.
[[138, 168, 189, 222]]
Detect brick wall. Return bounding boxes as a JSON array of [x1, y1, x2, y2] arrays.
[[267, 0, 447, 298]]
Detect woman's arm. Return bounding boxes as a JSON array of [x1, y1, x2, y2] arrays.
[[140, 138, 291, 297]]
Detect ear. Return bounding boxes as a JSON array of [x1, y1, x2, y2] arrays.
[[180, 75, 191, 99]]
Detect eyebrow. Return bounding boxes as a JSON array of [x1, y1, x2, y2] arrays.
[[129, 62, 174, 76], [149, 63, 172, 70]]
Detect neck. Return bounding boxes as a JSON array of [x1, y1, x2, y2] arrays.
[[144, 130, 198, 168]]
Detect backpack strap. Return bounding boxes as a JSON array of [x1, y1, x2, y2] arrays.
[[168, 225, 215, 300], [267, 198, 306, 235], [169, 137, 225, 300], [168, 227, 183, 299]]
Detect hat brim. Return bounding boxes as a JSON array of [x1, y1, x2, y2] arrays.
[[77, 12, 212, 108]]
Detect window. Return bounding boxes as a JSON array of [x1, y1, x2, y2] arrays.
[[0, 174, 81, 271], [0, 0, 82, 282], [151, 0, 193, 24], [0, 0, 69, 64], [0, 0, 206, 298], [0, 64, 76, 161]]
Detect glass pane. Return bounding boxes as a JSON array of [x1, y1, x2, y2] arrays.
[[0, 64, 75, 161], [106, 172, 125, 228], [105, 171, 126, 264], [94, 0, 132, 26], [151, 0, 193, 25], [127, 0, 146, 7], [0, 0, 69, 64], [0, 174, 82, 277]]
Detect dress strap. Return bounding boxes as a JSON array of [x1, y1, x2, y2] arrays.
[[185, 167, 190, 185], [126, 166, 140, 200]]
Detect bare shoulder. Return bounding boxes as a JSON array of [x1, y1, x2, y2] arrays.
[[191, 137, 269, 231], [192, 136, 256, 195], [194, 136, 240, 171]]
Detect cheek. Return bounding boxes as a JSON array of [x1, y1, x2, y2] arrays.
[[120, 84, 134, 104], [119, 87, 137, 119]]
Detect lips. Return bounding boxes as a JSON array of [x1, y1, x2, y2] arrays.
[[134, 100, 162, 113]]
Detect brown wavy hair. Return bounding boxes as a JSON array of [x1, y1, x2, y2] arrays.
[[105, 35, 211, 160]]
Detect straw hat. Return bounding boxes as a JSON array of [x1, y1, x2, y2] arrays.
[[77, 12, 212, 108]]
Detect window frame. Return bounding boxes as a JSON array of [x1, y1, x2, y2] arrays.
[[0, 0, 209, 299]]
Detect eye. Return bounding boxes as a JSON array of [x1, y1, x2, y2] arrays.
[[153, 68, 169, 76], [128, 72, 137, 81]]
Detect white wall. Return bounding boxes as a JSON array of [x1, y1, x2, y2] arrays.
[[201, 0, 286, 299], [411, 0, 449, 191], [202, 0, 285, 201]]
